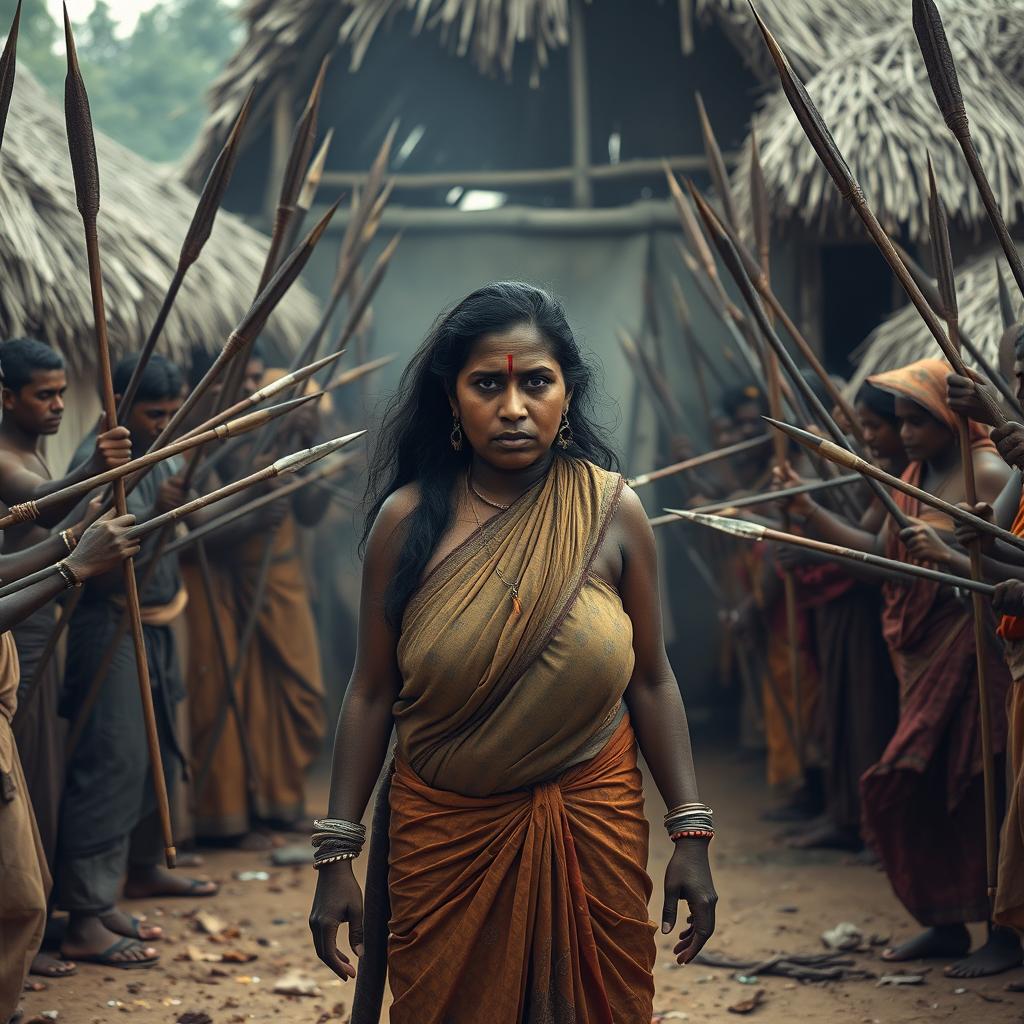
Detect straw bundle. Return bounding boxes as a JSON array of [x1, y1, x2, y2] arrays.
[[0, 70, 318, 372]]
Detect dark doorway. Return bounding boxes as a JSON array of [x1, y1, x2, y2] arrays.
[[820, 244, 897, 374]]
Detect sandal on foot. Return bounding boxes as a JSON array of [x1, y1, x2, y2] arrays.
[[64, 937, 158, 969]]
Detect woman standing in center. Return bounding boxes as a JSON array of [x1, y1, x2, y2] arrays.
[[309, 282, 717, 1023]]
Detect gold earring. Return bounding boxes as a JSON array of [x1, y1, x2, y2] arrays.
[[556, 412, 573, 450], [450, 415, 463, 452]]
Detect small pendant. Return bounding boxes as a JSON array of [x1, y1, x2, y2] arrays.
[[510, 590, 522, 621]]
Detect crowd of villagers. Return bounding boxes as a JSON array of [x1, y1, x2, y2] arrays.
[[0, 338, 332, 1021], [684, 354, 1024, 981]]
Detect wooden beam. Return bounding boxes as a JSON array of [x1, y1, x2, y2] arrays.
[[320, 153, 732, 193], [311, 197, 683, 234]]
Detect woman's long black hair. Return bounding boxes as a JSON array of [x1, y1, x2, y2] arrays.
[[363, 281, 619, 625]]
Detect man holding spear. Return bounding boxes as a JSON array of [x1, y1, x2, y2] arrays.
[[56, 355, 217, 970]]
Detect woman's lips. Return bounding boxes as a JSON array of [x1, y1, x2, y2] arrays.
[[493, 435, 534, 448]]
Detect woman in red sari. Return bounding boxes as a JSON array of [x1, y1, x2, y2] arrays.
[[308, 283, 717, 1022], [781, 358, 1011, 977]]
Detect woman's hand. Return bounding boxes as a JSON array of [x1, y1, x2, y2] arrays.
[[952, 502, 995, 554], [899, 517, 953, 565], [662, 838, 717, 965], [65, 511, 140, 580], [309, 861, 363, 981], [771, 463, 814, 518]]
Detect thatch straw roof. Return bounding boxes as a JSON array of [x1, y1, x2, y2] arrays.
[[849, 248, 1020, 388], [2, 69, 319, 372], [183, 0, 598, 190], [716, 1, 1024, 243]]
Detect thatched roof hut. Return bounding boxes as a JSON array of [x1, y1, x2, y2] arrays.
[[849, 249, 1020, 388], [701, 1, 1024, 244], [184, 0, 601, 191], [3, 69, 319, 373]]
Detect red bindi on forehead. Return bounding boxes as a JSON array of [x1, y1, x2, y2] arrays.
[[507, 354, 514, 376]]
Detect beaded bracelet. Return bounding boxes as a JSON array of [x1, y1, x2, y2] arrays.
[[61, 528, 78, 554], [313, 851, 358, 870], [670, 829, 715, 842], [56, 561, 82, 590]]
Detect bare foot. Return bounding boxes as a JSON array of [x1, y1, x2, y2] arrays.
[[61, 915, 158, 968], [122, 865, 218, 899], [881, 925, 971, 962], [786, 822, 862, 851], [28, 951, 76, 978], [99, 910, 162, 941], [945, 927, 1023, 978]]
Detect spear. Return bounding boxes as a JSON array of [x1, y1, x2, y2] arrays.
[[686, 138, 866, 445], [278, 127, 333, 257], [913, 0, 1024, 302], [160, 455, 359, 561], [668, 509, 995, 595], [891, 243, 1022, 415], [0, 395, 314, 532], [617, 327, 684, 433], [927, 152, 999, 905], [178, 349, 345, 442], [765, 416, 1024, 557], [743, 133, 805, 774], [627, 434, 772, 488], [259, 56, 329, 290], [64, 433, 364, 759], [116, 86, 255, 417], [678, 473, 861, 518], [63, 5, 176, 865], [748, 0, 1006, 427], [997, 262, 1019, 390], [695, 92, 740, 233], [0, 0, 21, 151], [687, 181, 909, 526], [669, 275, 715, 425]]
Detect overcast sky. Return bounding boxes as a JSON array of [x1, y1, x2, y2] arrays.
[[48, 2, 160, 34]]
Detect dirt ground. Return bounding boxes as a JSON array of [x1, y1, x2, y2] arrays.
[[20, 744, 1023, 1024]]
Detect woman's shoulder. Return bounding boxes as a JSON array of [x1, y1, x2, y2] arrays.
[[367, 483, 422, 555]]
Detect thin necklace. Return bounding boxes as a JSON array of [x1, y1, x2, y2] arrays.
[[466, 474, 522, 621], [468, 476, 511, 511]]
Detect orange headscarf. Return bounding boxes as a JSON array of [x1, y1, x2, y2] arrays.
[[867, 357, 993, 450]]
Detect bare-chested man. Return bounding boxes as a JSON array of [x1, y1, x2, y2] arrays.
[[0, 337, 132, 981]]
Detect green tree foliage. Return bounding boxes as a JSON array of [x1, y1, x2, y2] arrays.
[[0, 0, 241, 163]]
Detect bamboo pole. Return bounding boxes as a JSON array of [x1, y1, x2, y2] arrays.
[[62, 6, 174, 865]]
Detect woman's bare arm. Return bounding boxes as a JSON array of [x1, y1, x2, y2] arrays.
[[310, 486, 412, 981], [615, 486, 717, 965]]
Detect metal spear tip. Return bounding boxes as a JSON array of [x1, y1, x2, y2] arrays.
[[762, 415, 822, 450], [912, 0, 966, 130], [663, 508, 767, 540], [273, 430, 367, 475]]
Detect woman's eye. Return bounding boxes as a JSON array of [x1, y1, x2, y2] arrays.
[[526, 377, 551, 388], [476, 378, 498, 391]]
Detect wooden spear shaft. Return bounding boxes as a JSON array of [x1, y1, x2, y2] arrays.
[[668, 510, 995, 595], [63, 7, 174, 865], [628, 434, 772, 488], [928, 157, 999, 905]]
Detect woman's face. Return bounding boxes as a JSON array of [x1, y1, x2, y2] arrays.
[[894, 396, 953, 463], [451, 323, 570, 470], [855, 400, 904, 463]]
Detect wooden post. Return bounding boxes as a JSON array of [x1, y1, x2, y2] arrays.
[[568, 0, 593, 208], [264, 86, 294, 223]]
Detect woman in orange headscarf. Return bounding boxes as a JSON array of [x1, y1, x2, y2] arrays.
[[781, 358, 1013, 976], [308, 283, 717, 1023]]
